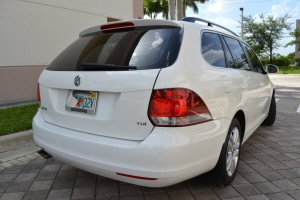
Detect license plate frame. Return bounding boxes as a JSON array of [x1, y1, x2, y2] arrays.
[[65, 90, 98, 115]]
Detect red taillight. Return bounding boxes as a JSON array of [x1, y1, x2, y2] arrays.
[[37, 83, 41, 102], [116, 173, 157, 180], [100, 22, 134, 30], [149, 88, 212, 126]]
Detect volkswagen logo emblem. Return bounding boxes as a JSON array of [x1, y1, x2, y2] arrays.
[[74, 75, 82, 86]]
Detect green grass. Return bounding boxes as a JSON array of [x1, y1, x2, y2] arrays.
[[277, 66, 300, 74], [0, 104, 39, 136]]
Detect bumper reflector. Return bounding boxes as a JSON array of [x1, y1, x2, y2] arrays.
[[116, 173, 157, 180]]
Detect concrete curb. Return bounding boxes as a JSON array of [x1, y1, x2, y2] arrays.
[[0, 130, 34, 152], [0, 98, 37, 106], [0, 99, 39, 109]]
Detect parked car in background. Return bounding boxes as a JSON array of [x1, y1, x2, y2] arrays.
[[33, 17, 278, 187]]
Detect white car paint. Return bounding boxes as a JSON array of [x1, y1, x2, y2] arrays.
[[33, 19, 275, 187], [33, 110, 230, 187], [38, 69, 160, 140]]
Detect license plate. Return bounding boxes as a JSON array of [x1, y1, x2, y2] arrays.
[[65, 90, 98, 115]]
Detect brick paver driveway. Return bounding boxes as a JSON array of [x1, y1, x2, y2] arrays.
[[1, 112, 300, 200]]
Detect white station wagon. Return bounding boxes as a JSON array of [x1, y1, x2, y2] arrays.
[[33, 17, 278, 187]]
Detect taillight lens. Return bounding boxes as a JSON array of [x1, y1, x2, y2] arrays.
[[149, 88, 212, 126], [37, 83, 41, 102]]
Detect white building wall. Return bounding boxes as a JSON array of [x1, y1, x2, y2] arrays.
[[0, 0, 140, 66]]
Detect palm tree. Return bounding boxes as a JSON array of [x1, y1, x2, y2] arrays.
[[144, 0, 162, 19], [183, 0, 208, 18], [176, 0, 184, 20], [144, 0, 169, 19], [160, 0, 169, 19], [143, 0, 209, 20], [169, 0, 176, 20]]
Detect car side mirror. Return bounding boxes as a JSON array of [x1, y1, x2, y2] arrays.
[[266, 64, 279, 74]]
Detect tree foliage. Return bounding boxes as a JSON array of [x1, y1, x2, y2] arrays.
[[285, 28, 300, 52], [183, 0, 208, 17], [242, 14, 292, 64], [143, 0, 208, 20], [144, 0, 164, 19], [260, 53, 293, 66], [287, 52, 295, 60]]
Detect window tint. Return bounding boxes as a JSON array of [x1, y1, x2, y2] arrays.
[[201, 32, 226, 68], [47, 27, 182, 71], [220, 36, 235, 69], [129, 29, 171, 66], [223, 36, 250, 71], [242, 43, 264, 73]]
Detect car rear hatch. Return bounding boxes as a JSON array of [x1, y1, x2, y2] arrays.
[[38, 19, 183, 141]]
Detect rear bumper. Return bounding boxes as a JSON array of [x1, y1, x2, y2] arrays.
[[33, 109, 230, 187]]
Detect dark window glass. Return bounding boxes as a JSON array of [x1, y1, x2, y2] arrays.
[[47, 27, 182, 71], [201, 32, 226, 68], [220, 36, 235, 68], [223, 36, 250, 71], [242, 43, 264, 73]]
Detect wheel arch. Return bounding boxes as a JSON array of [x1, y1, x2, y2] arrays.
[[233, 110, 246, 142]]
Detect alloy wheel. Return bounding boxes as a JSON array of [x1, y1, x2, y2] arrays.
[[226, 127, 240, 177]]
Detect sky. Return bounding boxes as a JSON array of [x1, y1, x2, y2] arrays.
[[145, 0, 300, 56]]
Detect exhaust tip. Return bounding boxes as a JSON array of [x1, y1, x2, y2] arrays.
[[37, 150, 52, 159]]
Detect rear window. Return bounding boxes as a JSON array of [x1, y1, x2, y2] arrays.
[[47, 27, 183, 71]]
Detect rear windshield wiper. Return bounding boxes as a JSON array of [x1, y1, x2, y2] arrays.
[[80, 62, 137, 70]]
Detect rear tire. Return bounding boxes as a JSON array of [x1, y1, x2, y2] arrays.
[[262, 93, 276, 126], [215, 118, 241, 186]]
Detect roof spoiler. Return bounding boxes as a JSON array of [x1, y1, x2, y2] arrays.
[[79, 19, 183, 37]]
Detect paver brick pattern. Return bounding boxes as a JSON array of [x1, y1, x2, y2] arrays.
[[1, 112, 300, 200]]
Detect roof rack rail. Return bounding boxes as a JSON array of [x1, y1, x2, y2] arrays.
[[180, 17, 239, 38]]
